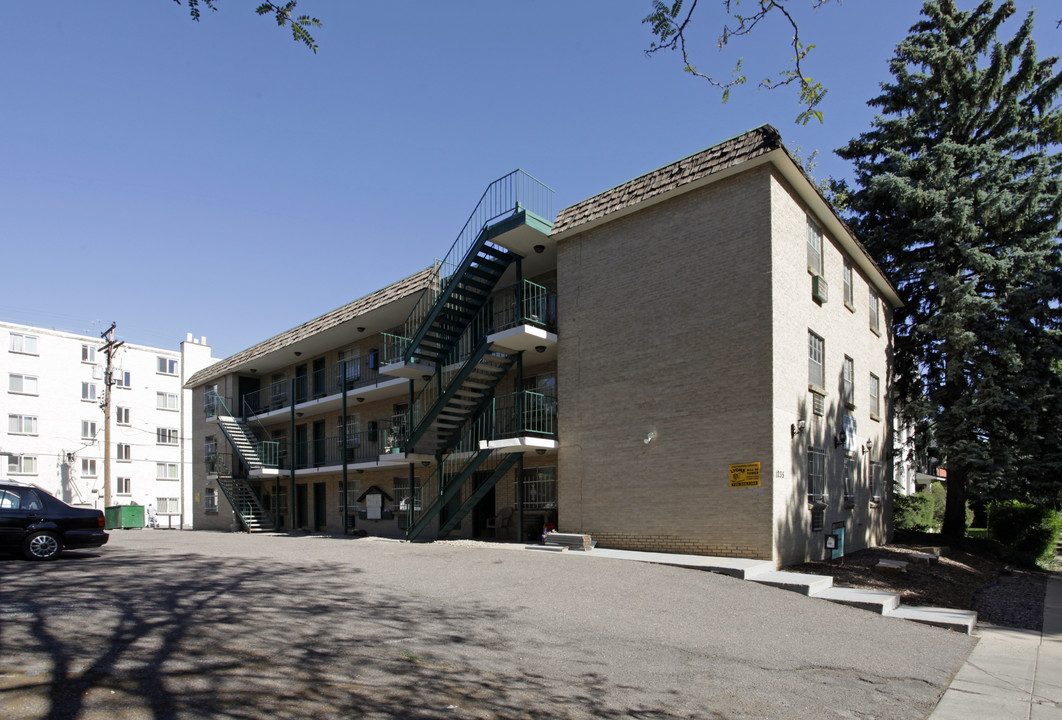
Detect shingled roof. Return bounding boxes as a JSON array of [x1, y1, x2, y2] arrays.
[[185, 266, 434, 388], [552, 125, 783, 236]]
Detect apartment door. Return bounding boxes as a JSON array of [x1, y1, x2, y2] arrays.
[[312, 357, 326, 398], [295, 424, 308, 468], [295, 484, 308, 530], [473, 481, 496, 537], [294, 364, 308, 404], [313, 482, 327, 531], [238, 376, 261, 415], [312, 421, 327, 467]]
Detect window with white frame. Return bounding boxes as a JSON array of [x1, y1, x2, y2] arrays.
[[156, 427, 179, 445], [205, 487, 218, 513], [870, 461, 883, 503], [117, 443, 131, 461], [157, 497, 180, 513], [807, 447, 826, 503], [157, 462, 179, 479], [204, 435, 217, 459], [842, 356, 855, 408], [8, 455, 38, 475], [82, 458, 98, 477], [116, 407, 130, 425], [116, 477, 131, 495], [82, 344, 96, 363], [843, 258, 854, 308], [157, 356, 178, 375], [8, 414, 37, 435], [9, 333, 38, 355], [869, 287, 881, 334], [204, 385, 219, 417], [843, 454, 856, 502], [808, 331, 824, 390], [9, 373, 39, 395], [81, 420, 97, 440], [157, 392, 179, 411], [806, 218, 823, 275], [869, 373, 881, 419], [115, 371, 131, 388], [82, 382, 97, 401]]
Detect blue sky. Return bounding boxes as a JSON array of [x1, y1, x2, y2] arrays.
[[2, 1, 1058, 359]]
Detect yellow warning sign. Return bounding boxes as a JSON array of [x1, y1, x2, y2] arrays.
[[729, 462, 761, 488]]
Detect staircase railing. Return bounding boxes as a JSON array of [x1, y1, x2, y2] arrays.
[[387, 170, 554, 366], [206, 391, 278, 469]]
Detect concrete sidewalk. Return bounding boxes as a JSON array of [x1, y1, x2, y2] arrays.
[[929, 568, 1062, 719]]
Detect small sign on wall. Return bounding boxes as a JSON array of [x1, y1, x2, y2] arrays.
[[728, 462, 761, 488]]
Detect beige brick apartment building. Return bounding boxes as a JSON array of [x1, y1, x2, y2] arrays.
[[187, 126, 901, 566]]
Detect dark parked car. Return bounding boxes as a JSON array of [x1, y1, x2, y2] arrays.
[[0, 481, 108, 560]]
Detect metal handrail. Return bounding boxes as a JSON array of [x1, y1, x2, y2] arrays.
[[482, 391, 558, 440], [205, 391, 278, 469], [391, 170, 554, 365]]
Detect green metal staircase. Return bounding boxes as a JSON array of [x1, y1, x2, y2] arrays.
[[206, 392, 278, 533], [389, 171, 553, 541]]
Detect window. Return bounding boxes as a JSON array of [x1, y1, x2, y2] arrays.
[[82, 382, 97, 401], [205, 487, 218, 513], [271, 374, 287, 403], [807, 447, 826, 503], [339, 347, 361, 386], [8, 455, 38, 475], [9, 333, 38, 355], [204, 435, 217, 459], [9, 373, 39, 395], [116, 407, 130, 425], [808, 331, 824, 390], [157, 356, 178, 375], [157, 497, 180, 513], [869, 373, 881, 419], [843, 259, 854, 308], [811, 508, 825, 532], [82, 344, 96, 363], [806, 218, 823, 275], [338, 414, 360, 447], [116, 477, 131, 495], [812, 392, 824, 417], [520, 466, 558, 510], [870, 461, 883, 503], [157, 392, 179, 411], [82, 458, 98, 477], [156, 427, 179, 445], [117, 443, 132, 461], [869, 288, 880, 334], [204, 385, 219, 417], [843, 454, 856, 503], [81, 420, 97, 440], [8, 414, 37, 435], [157, 462, 179, 479], [842, 356, 855, 408], [115, 371, 131, 388]]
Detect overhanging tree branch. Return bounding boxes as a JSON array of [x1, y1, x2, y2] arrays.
[[644, 0, 832, 124], [174, 0, 322, 53]]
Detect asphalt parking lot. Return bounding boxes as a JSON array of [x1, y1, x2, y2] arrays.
[[0, 530, 975, 719]]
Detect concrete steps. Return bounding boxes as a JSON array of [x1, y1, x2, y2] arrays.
[[555, 546, 977, 634]]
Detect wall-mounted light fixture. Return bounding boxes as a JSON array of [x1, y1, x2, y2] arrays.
[[296, 412, 304, 418], [536, 448, 546, 455], [421, 461, 431, 467], [356, 397, 364, 403], [357, 327, 365, 333], [791, 419, 806, 437], [863, 438, 874, 454], [535, 346, 547, 354], [294, 351, 302, 357], [533, 244, 545, 254], [422, 375, 431, 382], [834, 433, 846, 448]]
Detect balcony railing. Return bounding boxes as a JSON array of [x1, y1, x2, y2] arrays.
[[388, 170, 554, 366], [490, 280, 557, 334], [205, 452, 234, 477], [240, 353, 387, 418], [482, 391, 558, 440], [274, 421, 403, 470]]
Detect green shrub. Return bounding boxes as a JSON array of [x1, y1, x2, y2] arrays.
[[894, 492, 934, 531], [988, 500, 1062, 567]]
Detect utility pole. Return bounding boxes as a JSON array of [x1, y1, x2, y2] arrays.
[[99, 323, 123, 509]]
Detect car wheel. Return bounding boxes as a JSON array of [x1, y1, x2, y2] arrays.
[[22, 531, 62, 561]]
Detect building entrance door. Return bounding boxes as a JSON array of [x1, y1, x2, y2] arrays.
[[313, 482, 327, 531]]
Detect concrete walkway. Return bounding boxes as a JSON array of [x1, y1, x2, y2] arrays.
[[928, 566, 1062, 719]]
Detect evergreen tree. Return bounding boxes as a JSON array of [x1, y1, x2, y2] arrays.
[[836, 0, 1062, 536]]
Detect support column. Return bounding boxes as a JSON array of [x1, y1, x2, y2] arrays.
[[341, 360, 349, 536]]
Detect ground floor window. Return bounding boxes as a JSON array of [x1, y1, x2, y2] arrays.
[[157, 497, 180, 513], [205, 487, 218, 513], [807, 448, 826, 503], [520, 466, 557, 511]]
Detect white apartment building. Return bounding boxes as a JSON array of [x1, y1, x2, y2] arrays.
[[1, 322, 216, 527]]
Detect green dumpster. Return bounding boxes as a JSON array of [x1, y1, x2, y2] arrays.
[[105, 505, 145, 529]]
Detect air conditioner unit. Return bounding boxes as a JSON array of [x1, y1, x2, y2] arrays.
[[812, 274, 829, 304]]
